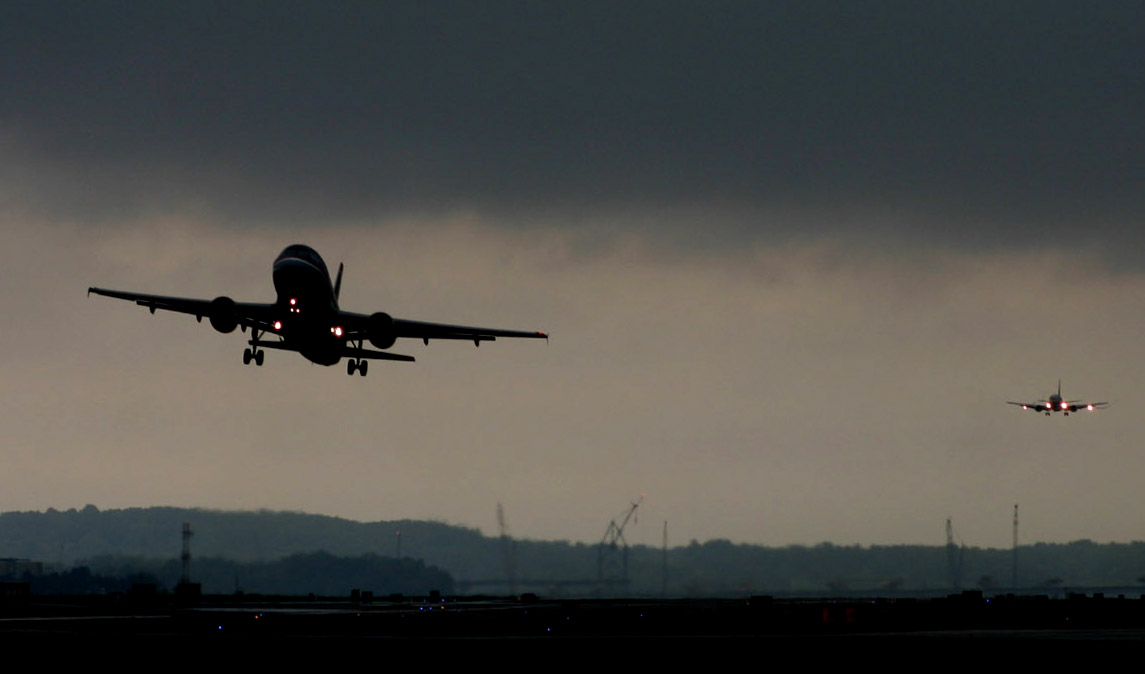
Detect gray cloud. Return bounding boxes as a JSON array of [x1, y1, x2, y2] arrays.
[[3, 2, 1143, 255]]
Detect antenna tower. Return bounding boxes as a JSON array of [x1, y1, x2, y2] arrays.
[[1012, 504, 1019, 589], [945, 517, 964, 590], [180, 521, 193, 586], [497, 503, 518, 596]]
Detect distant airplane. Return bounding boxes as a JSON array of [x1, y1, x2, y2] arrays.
[[1007, 381, 1108, 416], [89, 244, 547, 376]]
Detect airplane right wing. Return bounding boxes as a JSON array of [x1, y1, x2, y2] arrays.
[[339, 310, 548, 347], [392, 318, 549, 345]]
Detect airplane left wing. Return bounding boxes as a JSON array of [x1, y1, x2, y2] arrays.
[[87, 287, 277, 333]]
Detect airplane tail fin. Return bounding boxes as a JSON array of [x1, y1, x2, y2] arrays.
[[334, 263, 344, 301], [1058, 379, 1062, 397]]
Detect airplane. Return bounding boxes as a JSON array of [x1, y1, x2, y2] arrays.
[[1007, 381, 1108, 416], [88, 244, 548, 376]]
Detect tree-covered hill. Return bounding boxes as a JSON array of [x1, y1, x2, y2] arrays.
[[4, 506, 1145, 597]]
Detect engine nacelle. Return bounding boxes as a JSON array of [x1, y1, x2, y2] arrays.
[[209, 296, 238, 334], [368, 311, 396, 349]]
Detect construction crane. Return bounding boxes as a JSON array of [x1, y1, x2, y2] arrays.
[[597, 494, 644, 591]]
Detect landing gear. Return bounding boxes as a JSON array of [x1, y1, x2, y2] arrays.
[[346, 338, 369, 376], [346, 358, 368, 376], [244, 329, 265, 366]]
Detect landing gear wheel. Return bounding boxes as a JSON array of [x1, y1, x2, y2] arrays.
[[254, 351, 264, 366], [359, 360, 368, 376], [243, 348, 253, 365], [347, 359, 358, 375]]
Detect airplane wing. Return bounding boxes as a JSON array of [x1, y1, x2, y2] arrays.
[[394, 318, 548, 344], [341, 311, 548, 346], [1007, 401, 1045, 411], [87, 287, 277, 333]]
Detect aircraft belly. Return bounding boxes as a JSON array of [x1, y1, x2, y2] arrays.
[[290, 332, 342, 366]]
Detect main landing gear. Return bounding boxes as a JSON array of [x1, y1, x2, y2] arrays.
[[346, 337, 369, 376], [243, 328, 265, 366]]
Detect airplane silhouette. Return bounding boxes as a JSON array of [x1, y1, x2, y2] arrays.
[[89, 244, 547, 376], [1007, 381, 1107, 416]]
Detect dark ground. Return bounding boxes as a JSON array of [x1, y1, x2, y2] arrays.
[[3, 591, 1145, 659]]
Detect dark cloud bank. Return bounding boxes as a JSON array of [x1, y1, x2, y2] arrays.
[[2, 1, 1143, 254]]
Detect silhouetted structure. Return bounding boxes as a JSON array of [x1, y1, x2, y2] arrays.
[[497, 503, 517, 595], [1012, 504, 1019, 589], [946, 517, 964, 590], [597, 495, 643, 592], [180, 521, 192, 586]]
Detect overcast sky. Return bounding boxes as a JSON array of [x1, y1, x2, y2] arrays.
[[3, 1, 1145, 550]]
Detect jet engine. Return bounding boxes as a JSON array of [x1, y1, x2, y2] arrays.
[[209, 296, 238, 333], [368, 311, 396, 349]]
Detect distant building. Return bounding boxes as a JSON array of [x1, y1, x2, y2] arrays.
[[0, 558, 42, 578]]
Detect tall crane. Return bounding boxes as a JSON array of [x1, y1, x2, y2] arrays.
[[597, 494, 644, 591]]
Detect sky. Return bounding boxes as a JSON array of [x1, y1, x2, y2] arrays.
[[3, 1, 1145, 550]]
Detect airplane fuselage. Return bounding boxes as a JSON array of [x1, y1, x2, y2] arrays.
[[271, 245, 343, 366]]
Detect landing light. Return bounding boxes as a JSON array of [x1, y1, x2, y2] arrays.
[[331, 326, 344, 337], [1087, 404, 1095, 411], [1061, 401, 1069, 410], [273, 320, 283, 331]]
